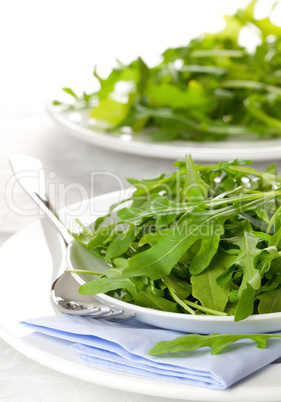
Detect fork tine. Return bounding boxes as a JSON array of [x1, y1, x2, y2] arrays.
[[87, 308, 124, 318], [95, 309, 125, 319], [51, 283, 136, 321], [107, 313, 137, 322]]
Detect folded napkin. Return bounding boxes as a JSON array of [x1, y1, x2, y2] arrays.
[[22, 315, 281, 390]]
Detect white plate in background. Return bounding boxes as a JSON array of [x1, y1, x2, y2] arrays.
[[47, 104, 281, 162]]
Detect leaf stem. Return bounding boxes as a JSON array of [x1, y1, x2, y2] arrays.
[[221, 80, 281, 96], [168, 286, 228, 316], [65, 269, 103, 276], [266, 206, 281, 234], [183, 299, 228, 316], [168, 288, 195, 315]]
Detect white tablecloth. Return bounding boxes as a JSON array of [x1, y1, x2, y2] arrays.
[[0, 109, 180, 402], [0, 337, 167, 402]]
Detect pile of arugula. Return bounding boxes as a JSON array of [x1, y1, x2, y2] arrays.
[[54, 0, 281, 142], [72, 156, 281, 354], [73, 157, 281, 354], [74, 156, 281, 324]]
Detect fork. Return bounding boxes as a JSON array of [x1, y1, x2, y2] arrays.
[[9, 154, 136, 322]]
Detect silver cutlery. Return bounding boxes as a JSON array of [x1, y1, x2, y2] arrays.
[[9, 154, 136, 322]]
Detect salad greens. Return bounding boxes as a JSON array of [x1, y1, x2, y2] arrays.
[[73, 156, 281, 323], [148, 332, 281, 355], [54, 0, 281, 142]]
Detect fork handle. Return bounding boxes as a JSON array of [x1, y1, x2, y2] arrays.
[[9, 154, 73, 245]]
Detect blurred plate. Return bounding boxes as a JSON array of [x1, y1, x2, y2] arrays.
[[47, 104, 281, 161]]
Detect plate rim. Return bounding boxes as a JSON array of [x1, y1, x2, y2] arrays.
[[47, 102, 281, 162]]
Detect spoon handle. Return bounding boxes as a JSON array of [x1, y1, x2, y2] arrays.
[[9, 154, 73, 245]]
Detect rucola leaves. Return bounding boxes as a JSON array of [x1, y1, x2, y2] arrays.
[[75, 157, 281, 324], [122, 211, 226, 279], [227, 222, 263, 320], [191, 251, 235, 313], [55, 1, 281, 142], [148, 333, 281, 356], [257, 288, 281, 314]]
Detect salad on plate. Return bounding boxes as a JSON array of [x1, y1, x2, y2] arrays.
[[54, 0, 281, 143], [71, 157, 281, 317], [68, 156, 281, 354]]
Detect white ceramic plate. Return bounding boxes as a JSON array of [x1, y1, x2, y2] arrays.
[[65, 190, 281, 335], [1, 194, 281, 401], [47, 104, 281, 162]]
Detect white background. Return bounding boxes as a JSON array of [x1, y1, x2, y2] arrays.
[[1, 0, 255, 114]]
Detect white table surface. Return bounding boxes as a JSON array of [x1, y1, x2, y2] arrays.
[[1, 0, 281, 400]]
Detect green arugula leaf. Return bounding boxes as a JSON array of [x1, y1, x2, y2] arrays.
[[183, 155, 209, 202], [235, 282, 256, 321], [122, 210, 227, 279], [148, 332, 281, 355], [191, 251, 234, 312], [224, 222, 264, 320], [78, 266, 145, 297], [162, 274, 192, 300], [137, 57, 150, 95], [79, 275, 137, 296], [146, 82, 210, 109], [105, 226, 137, 261], [62, 87, 79, 99], [90, 98, 132, 126], [257, 288, 281, 314], [87, 222, 119, 249], [133, 287, 181, 312], [231, 222, 263, 295]]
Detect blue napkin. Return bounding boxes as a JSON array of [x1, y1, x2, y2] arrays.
[[21, 315, 281, 389]]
